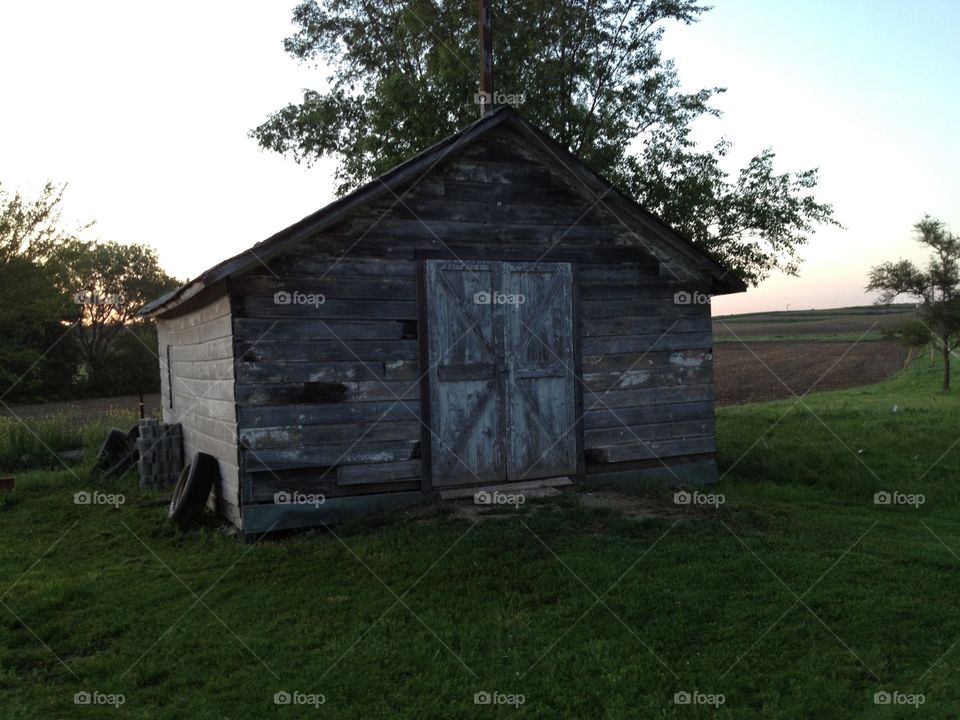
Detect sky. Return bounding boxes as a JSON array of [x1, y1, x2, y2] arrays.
[[0, 0, 957, 315]]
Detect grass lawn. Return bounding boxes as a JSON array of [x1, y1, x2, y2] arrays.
[[1, 360, 959, 718]]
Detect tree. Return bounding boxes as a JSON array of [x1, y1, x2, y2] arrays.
[[0, 182, 181, 400], [867, 216, 960, 391], [68, 241, 180, 394], [251, 0, 838, 285], [0, 182, 85, 402]]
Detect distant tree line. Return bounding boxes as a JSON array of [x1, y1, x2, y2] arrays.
[[0, 182, 180, 404]]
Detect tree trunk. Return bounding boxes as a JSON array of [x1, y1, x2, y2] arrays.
[[943, 336, 951, 391]]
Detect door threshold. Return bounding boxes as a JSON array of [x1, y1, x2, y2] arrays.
[[437, 476, 573, 500]]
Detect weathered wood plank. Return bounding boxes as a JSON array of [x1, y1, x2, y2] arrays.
[[322, 221, 636, 249], [421, 179, 583, 205], [581, 350, 713, 373], [585, 419, 715, 447], [583, 400, 713, 430], [240, 420, 419, 450], [585, 435, 716, 464], [239, 273, 417, 299], [581, 332, 712, 354], [233, 318, 415, 342], [359, 198, 610, 228], [235, 359, 419, 384], [577, 264, 662, 283], [237, 400, 420, 429], [246, 474, 420, 502], [168, 394, 237, 423], [585, 384, 714, 409], [237, 360, 382, 384], [262, 256, 417, 278], [166, 335, 234, 362], [582, 317, 710, 337], [236, 381, 417, 406], [337, 460, 422, 485], [236, 340, 419, 363], [578, 282, 693, 301], [243, 440, 419, 472], [581, 299, 708, 320], [232, 295, 419, 321], [582, 365, 712, 393]]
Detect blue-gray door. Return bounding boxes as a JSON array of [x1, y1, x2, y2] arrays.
[[426, 259, 577, 487]]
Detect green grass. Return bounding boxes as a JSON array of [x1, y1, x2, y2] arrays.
[[1, 361, 959, 718], [0, 409, 139, 471]]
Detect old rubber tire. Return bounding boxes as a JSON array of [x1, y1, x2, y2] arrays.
[[125, 423, 140, 443], [168, 452, 218, 527], [95, 428, 129, 470], [104, 444, 139, 478]]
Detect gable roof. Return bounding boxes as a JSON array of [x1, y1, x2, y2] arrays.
[[140, 107, 745, 318]]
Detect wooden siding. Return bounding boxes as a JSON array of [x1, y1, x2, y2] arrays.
[[158, 291, 241, 525], [229, 125, 718, 519], [579, 263, 716, 483], [231, 258, 423, 512]]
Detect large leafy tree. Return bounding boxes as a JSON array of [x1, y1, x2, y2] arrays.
[[252, 0, 838, 284], [868, 216, 960, 391], [0, 182, 85, 402], [69, 241, 180, 394], [0, 182, 180, 401]]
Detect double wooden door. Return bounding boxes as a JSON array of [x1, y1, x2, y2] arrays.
[[425, 259, 577, 487]]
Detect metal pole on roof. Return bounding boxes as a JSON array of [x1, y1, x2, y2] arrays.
[[479, 0, 493, 117]]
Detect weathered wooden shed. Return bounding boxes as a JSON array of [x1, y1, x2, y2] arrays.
[[139, 107, 745, 535]]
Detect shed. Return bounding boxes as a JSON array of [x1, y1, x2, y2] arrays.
[[139, 107, 746, 535]]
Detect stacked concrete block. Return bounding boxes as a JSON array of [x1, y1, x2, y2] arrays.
[[137, 419, 183, 488]]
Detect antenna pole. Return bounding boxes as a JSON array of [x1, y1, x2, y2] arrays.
[[479, 0, 493, 116]]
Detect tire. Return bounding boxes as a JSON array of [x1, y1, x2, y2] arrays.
[[125, 423, 140, 443], [168, 452, 219, 527], [104, 445, 139, 478], [95, 428, 129, 470]]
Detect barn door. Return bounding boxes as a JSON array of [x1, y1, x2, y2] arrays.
[[425, 259, 576, 487], [503, 262, 577, 480], [426, 260, 507, 486]]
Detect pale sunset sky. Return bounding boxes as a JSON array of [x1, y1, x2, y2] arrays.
[[0, 0, 956, 315]]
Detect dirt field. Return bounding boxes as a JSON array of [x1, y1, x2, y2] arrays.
[[713, 304, 918, 342], [713, 340, 910, 405]]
